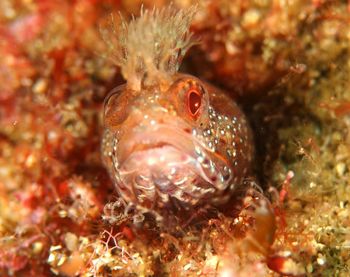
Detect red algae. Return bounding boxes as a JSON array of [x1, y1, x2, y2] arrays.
[[0, 1, 350, 276]]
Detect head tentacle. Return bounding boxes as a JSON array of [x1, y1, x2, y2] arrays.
[[101, 5, 197, 91]]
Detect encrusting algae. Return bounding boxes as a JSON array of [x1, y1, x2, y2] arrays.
[[0, 0, 350, 276]]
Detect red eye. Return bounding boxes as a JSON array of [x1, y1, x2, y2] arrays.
[[187, 89, 202, 117]]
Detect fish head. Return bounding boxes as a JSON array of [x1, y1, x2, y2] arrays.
[[103, 74, 253, 209]]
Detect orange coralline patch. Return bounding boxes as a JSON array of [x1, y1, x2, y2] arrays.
[[320, 101, 350, 118]]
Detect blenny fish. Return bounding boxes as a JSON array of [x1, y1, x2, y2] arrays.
[[101, 6, 254, 216]]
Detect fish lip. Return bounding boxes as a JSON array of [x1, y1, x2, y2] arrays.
[[120, 144, 190, 172], [116, 123, 197, 168], [126, 142, 172, 156]]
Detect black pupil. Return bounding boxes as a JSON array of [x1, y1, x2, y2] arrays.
[[189, 90, 201, 115]]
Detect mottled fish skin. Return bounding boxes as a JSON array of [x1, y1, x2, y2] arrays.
[[101, 6, 254, 213], [102, 73, 254, 211]]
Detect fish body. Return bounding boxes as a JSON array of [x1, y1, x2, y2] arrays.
[[101, 6, 254, 213]]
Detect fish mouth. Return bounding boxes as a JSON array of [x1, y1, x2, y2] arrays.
[[116, 124, 198, 169], [113, 123, 232, 205]]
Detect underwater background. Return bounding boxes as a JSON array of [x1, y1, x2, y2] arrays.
[[0, 0, 349, 276]]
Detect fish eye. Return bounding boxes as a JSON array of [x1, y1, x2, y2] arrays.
[[168, 76, 209, 122], [187, 89, 202, 117]]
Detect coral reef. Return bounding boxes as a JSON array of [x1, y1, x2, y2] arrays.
[[0, 0, 349, 276]]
